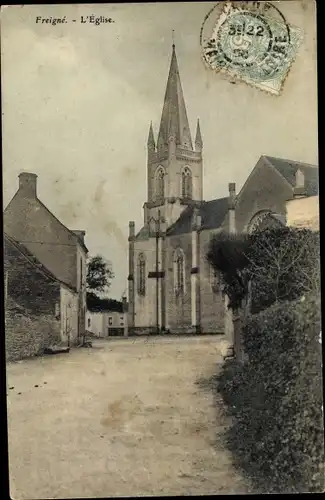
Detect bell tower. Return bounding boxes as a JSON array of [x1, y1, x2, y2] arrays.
[[143, 44, 203, 228]]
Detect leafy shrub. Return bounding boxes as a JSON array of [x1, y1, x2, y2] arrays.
[[207, 228, 320, 314], [216, 294, 324, 493]]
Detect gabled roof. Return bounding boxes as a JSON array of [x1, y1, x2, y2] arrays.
[[4, 233, 77, 292], [36, 198, 89, 253], [264, 156, 319, 196], [166, 197, 229, 236], [157, 45, 193, 150], [4, 190, 88, 254], [135, 225, 150, 241]]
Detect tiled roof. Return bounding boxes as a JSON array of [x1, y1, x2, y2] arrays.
[[166, 197, 229, 236], [264, 156, 319, 196], [4, 233, 76, 292]]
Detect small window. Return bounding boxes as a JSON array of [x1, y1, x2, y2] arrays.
[[108, 317, 113, 326], [55, 303, 60, 318], [88, 318, 91, 327]]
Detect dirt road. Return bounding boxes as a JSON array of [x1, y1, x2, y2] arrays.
[[6, 336, 248, 498]]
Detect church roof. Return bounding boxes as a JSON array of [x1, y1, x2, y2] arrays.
[[264, 156, 319, 196], [166, 197, 229, 236], [135, 225, 150, 241], [157, 45, 193, 150]]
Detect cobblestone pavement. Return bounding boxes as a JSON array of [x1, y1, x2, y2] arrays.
[[6, 336, 248, 498]]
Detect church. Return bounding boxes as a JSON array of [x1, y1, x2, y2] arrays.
[[127, 44, 319, 335]]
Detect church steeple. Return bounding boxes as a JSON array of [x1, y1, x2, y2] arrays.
[[157, 44, 193, 150], [195, 119, 203, 151]]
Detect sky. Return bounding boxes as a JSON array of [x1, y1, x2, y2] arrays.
[[1, 2, 318, 299]]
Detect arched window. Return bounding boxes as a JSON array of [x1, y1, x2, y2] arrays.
[[137, 253, 146, 296], [173, 248, 185, 296], [181, 167, 192, 199], [247, 210, 285, 234], [156, 167, 165, 199]]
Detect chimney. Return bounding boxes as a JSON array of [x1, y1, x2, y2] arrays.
[[228, 182, 236, 209], [293, 168, 307, 197], [72, 230, 86, 244], [19, 172, 37, 198]]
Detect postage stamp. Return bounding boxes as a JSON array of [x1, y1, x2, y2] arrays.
[[200, 1, 304, 95]]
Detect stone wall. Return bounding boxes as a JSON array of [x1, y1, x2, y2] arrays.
[[5, 236, 63, 360], [5, 299, 61, 362]]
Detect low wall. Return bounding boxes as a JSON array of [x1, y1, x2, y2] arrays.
[[5, 301, 61, 362]]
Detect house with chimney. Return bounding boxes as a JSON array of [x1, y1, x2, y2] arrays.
[[127, 44, 319, 337], [4, 233, 80, 361], [4, 172, 88, 350]]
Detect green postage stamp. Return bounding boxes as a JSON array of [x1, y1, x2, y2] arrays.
[[201, 1, 304, 95]]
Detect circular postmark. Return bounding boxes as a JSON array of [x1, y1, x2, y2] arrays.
[[200, 1, 303, 88]]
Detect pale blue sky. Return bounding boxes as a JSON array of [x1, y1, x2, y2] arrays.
[[2, 2, 318, 299]]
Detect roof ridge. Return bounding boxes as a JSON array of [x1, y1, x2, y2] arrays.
[[263, 155, 318, 169]]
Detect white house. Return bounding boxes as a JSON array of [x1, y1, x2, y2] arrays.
[[86, 304, 128, 337]]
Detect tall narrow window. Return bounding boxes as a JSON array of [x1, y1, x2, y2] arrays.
[[137, 253, 146, 296], [174, 249, 185, 296], [156, 167, 165, 199], [181, 167, 192, 199], [80, 258, 83, 289]]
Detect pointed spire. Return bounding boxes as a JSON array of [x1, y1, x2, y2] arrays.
[[147, 121, 155, 150], [157, 44, 193, 150], [195, 119, 203, 151]]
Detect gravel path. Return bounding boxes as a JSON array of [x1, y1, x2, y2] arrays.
[[6, 336, 248, 498]]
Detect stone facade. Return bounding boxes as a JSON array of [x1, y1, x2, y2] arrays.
[[4, 172, 88, 337], [5, 298, 61, 362], [5, 235, 61, 361], [4, 233, 80, 361], [127, 46, 319, 336]]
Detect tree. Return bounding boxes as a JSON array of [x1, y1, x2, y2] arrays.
[[207, 227, 320, 315], [86, 255, 114, 296]]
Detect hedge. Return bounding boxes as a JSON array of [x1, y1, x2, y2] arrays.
[[216, 294, 324, 493], [207, 227, 320, 314]]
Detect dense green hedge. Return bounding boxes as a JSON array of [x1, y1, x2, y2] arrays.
[[217, 294, 324, 493]]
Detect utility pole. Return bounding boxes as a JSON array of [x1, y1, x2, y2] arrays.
[[155, 211, 161, 335]]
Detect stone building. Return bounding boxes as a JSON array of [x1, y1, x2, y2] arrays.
[[127, 45, 319, 335], [5, 233, 79, 361], [4, 172, 88, 339]]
